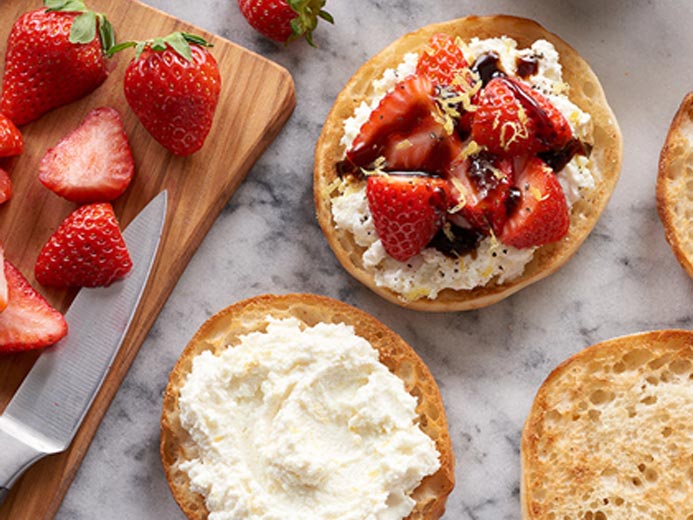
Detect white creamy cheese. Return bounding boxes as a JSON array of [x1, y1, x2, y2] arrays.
[[333, 37, 597, 300], [178, 317, 440, 520]]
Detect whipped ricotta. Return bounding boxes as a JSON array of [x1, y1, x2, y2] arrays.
[[178, 317, 440, 520], [332, 37, 597, 300]]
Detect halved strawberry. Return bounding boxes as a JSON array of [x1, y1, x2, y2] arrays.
[[0, 260, 68, 353], [0, 168, 11, 205], [448, 152, 515, 235], [0, 244, 7, 312], [347, 75, 462, 175], [471, 77, 538, 156], [0, 113, 23, 158], [499, 157, 569, 248], [38, 107, 134, 203], [367, 173, 450, 262], [416, 33, 469, 87], [35, 203, 132, 288]]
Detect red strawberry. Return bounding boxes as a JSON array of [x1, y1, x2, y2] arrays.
[[116, 32, 221, 156], [0, 2, 115, 126], [0, 260, 68, 353], [237, 0, 334, 45], [347, 75, 459, 174], [35, 203, 132, 288], [0, 113, 23, 157], [499, 157, 569, 248], [509, 78, 572, 150], [367, 173, 450, 262], [448, 152, 515, 236], [0, 245, 7, 312], [39, 107, 134, 203], [471, 77, 538, 156], [0, 168, 11, 205], [416, 33, 469, 87]]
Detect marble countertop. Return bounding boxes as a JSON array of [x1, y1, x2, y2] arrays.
[[57, 1, 693, 519]]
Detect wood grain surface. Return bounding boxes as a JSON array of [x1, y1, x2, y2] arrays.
[[0, 1, 295, 518]]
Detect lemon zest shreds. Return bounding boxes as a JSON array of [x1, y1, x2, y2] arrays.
[[326, 177, 344, 196], [442, 221, 455, 241], [404, 287, 431, 301], [395, 139, 413, 151], [454, 139, 482, 163]]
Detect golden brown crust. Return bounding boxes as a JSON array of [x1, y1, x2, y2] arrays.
[[521, 330, 693, 519], [161, 293, 455, 520], [657, 92, 693, 278], [314, 15, 623, 312]]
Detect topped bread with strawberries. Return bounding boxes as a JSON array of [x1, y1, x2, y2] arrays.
[[314, 16, 622, 311]]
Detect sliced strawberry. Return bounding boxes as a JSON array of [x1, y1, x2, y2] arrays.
[[38, 107, 134, 203], [347, 75, 463, 175], [0, 113, 23, 158], [0, 168, 11, 205], [509, 78, 573, 151], [416, 33, 469, 87], [35, 203, 132, 288], [0, 245, 7, 312], [367, 173, 450, 262], [499, 157, 569, 248], [471, 77, 538, 156], [0, 260, 67, 353], [448, 152, 515, 235]]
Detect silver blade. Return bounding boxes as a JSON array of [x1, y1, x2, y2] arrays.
[[0, 191, 168, 453]]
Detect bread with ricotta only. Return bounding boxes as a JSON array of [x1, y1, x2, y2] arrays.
[[161, 293, 455, 520], [522, 329, 693, 519]]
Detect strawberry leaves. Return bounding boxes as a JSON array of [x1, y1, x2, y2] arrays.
[[108, 32, 212, 61], [286, 0, 333, 46], [43, 0, 115, 52]]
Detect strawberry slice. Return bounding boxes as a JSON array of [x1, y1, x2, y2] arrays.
[[0, 245, 7, 312], [38, 107, 134, 203], [367, 173, 450, 262], [448, 152, 515, 236], [416, 33, 469, 87], [0, 113, 23, 158], [499, 157, 569, 248], [35, 203, 132, 288], [0, 168, 11, 205], [0, 260, 67, 353]]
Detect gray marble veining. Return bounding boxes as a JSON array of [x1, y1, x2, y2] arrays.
[[56, 1, 693, 519]]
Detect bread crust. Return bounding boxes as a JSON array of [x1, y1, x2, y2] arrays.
[[521, 330, 693, 519], [160, 293, 454, 520], [314, 15, 623, 312], [657, 92, 693, 278]]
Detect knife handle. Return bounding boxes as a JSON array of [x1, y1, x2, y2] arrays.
[[0, 427, 48, 507]]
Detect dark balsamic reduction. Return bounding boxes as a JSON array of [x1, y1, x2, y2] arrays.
[[516, 56, 538, 79], [471, 52, 506, 87], [467, 151, 509, 199], [429, 224, 485, 258], [538, 138, 593, 172], [505, 187, 522, 215]]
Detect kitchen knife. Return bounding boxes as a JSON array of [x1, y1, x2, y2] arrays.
[[0, 190, 167, 506]]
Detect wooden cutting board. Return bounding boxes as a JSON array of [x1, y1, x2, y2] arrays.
[[0, 1, 295, 518]]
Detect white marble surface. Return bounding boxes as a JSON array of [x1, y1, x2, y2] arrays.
[[56, 1, 693, 519]]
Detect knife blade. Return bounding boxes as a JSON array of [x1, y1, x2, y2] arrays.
[[0, 191, 167, 504]]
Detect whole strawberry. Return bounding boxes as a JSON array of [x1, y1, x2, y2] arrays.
[[35, 203, 132, 288], [112, 32, 221, 156], [0, 0, 115, 126], [238, 0, 333, 45]]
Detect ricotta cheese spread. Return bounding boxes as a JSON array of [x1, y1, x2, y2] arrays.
[[332, 37, 597, 300], [178, 317, 441, 520]]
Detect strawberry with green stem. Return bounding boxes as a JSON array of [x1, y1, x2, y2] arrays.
[[0, 0, 116, 126], [237, 0, 333, 46], [110, 32, 221, 156]]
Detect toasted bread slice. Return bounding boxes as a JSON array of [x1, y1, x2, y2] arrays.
[[161, 293, 454, 520], [521, 330, 693, 519], [314, 15, 622, 312], [657, 93, 693, 278]]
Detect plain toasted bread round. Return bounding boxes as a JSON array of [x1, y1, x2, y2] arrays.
[[314, 15, 623, 312], [521, 330, 693, 519], [657, 92, 693, 278], [161, 293, 455, 520]]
